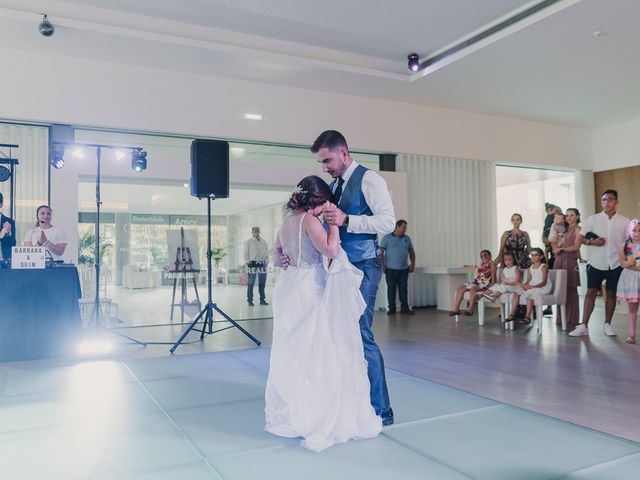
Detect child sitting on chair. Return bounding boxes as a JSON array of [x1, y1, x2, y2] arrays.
[[449, 250, 493, 317], [481, 252, 521, 303], [506, 247, 552, 325]]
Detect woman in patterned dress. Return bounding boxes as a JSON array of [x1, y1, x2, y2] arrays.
[[496, 213, 532, 270]]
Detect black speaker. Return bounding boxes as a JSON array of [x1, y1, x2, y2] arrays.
[[190, 139, 229, 198]]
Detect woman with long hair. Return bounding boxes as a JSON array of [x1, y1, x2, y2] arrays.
[[265, 175, 381, 452], [552, 208, 582, 332]]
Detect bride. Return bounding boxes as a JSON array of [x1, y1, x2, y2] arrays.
[[265, 175, 382, 452]]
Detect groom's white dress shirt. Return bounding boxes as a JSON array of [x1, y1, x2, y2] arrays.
[[332, 160, 395, 235]]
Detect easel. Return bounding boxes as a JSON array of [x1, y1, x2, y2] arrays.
[[169, 227, 201, 323]]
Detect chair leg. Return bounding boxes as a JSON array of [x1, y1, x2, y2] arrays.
[[536, 305, 543, 335], [478, 301, 485, 326], [560, 304, 567, 331]]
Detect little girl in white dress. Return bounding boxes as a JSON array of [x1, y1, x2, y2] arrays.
[[482, 252, 521, 302], [507, 248, 551, 325]]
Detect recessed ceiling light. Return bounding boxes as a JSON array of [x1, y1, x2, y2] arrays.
[[243, 113, 263, 121], [593, 29, 606, 38]]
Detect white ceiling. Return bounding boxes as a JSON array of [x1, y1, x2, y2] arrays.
[[1, 0, 639, 127]]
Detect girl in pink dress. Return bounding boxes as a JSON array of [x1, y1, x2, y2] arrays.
[[617, 219, 640, 344]]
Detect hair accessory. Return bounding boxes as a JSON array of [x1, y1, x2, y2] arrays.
[[292, 185, 307, 195]]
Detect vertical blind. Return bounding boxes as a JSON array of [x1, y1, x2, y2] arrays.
[[0, 123, 49, 241], [396, 154, 496, 267]]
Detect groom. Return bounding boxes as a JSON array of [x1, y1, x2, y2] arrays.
[[312, 130, 396, 426]]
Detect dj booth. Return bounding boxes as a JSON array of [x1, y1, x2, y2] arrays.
[[0, 267, 82, 361]]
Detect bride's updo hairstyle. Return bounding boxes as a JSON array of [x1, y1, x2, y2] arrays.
[[287, 175, 333, 211]]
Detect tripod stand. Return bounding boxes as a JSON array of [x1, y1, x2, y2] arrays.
[[170, 195, 261, 353], [88, 145, 145, 346]]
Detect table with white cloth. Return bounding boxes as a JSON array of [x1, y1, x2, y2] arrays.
[[414, 267, 470, 311]]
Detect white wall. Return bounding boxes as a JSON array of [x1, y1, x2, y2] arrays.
[[592, 117, 640, 171], [0, 46, 592, 169]]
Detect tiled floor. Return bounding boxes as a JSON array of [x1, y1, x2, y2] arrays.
[[1, 348, 639, 480]]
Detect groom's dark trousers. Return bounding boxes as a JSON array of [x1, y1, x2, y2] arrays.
[[352, 256, 391, 417], [332, 163, 392, 420]]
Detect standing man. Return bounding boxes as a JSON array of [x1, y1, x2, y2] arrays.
[[380, 219, 415, 315], [313, 130, 396, 426], [570, 190, 629, 337], [244, 226, 269, 306], [0, 192, 17, 263]]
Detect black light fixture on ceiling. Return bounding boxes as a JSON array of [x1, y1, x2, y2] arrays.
[[39, 15, 55, 37], [407, 53, 420, 72], [131, 148, 147, 172], [49, 144, 65, 169]]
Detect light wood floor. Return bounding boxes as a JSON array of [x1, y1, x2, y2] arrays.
[[376, 304, 640, 443]]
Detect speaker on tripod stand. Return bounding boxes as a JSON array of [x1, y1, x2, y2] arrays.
[[171, 139, 261, 353]]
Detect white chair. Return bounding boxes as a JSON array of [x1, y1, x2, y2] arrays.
[[519, 269, 567, 334], [457, 267, 522, 327]]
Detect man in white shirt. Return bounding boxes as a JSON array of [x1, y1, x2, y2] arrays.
[[314, 130, 396, 427], [244, 226, 269, 306], [570, 190, 629, 337]]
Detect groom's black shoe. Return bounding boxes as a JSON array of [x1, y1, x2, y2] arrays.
[[260, 300, 269, 305], [247, 301, 254, 306], [381, 408, 394, 427]]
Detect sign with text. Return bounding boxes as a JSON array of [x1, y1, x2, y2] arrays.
[[11, 246, 46, 269]]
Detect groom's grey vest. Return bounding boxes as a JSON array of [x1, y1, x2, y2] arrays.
[[331, 165, 379, 263]]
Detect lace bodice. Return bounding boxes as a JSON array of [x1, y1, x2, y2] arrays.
[[277, 213, 323, 267]]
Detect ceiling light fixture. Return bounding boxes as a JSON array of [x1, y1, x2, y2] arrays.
[[39, 15, 55, 37], [243, 113, 263, 121], [407, 53, 420, 72], [131, 148, 147, 172]]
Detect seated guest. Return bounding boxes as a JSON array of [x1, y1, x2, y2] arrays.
[[449, 249, 493, 317], [0, 192, 17, 262], [506, 248, 552, 325], [481, 252, 521, 303], [24, 205, 67, 260]]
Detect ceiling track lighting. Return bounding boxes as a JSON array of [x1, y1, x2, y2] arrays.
[[407, 53, 420, 72]]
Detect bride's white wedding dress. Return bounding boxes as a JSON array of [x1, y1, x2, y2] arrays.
[[265, 213, 382, 452]]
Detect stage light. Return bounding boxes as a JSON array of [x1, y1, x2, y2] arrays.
[[407, 53, 420, 72], [39, 15, 55, 37], [72, 147, 84, 159], [49, 144, 65, 169], [131, 149, 147, 172]]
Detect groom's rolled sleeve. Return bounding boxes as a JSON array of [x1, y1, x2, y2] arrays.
[[346, 171, 396, 235]]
